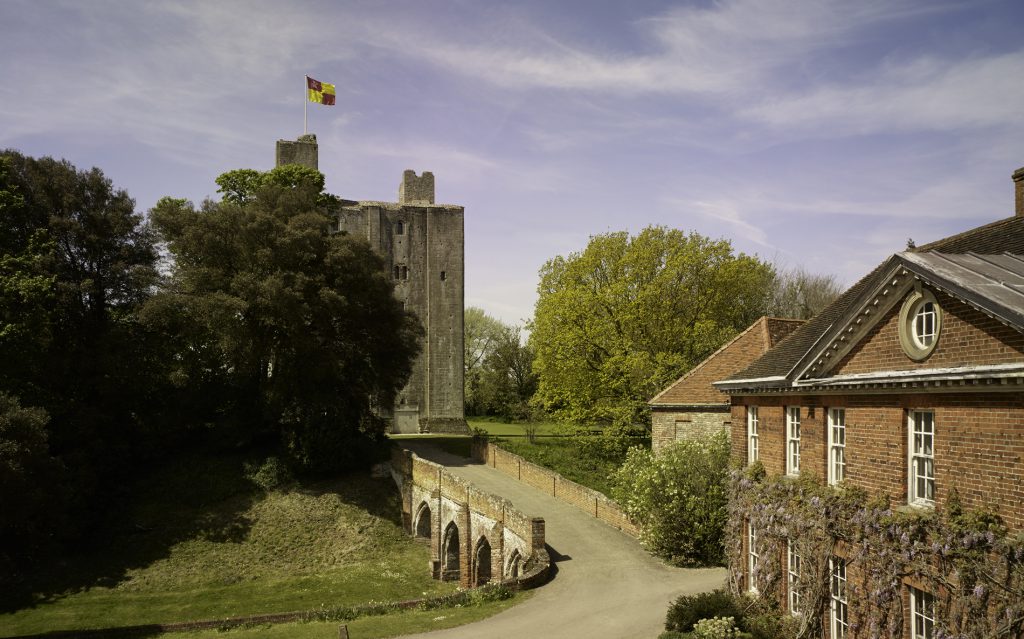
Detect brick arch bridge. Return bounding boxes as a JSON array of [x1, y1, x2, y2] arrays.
[[391, 447, 549, 589]]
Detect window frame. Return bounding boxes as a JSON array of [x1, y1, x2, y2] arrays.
[[830, 557, 848, 639], [908, 410, 935, 507], [910, 586, 935, 639], [748, 524, 759, 594], [786, 406, 801, 476], [787, 540, 801, 616], [747, 406, 759, 465], [828, 407, 846, 486]]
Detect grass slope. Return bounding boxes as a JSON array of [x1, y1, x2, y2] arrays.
[[0, 450, 457, 637]]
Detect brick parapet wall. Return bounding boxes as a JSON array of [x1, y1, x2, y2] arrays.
[[471, 438, 641, 537]]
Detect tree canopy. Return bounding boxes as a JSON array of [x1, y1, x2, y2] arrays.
[[0, 150, 161, 572], [145, 165, 421, 472], [530, 226, 775, 426]]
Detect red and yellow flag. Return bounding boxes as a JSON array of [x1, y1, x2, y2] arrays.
[[306, 76, 336, 106]]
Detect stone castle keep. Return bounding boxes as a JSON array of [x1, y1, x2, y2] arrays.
[[277, 135, 467, 434]]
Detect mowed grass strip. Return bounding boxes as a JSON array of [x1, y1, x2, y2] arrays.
[[0, 450, 457, 637]]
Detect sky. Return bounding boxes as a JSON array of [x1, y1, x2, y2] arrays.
[[2, 0, 1024, 327]]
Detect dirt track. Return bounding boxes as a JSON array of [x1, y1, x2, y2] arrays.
[[397, 441, 726, 639]]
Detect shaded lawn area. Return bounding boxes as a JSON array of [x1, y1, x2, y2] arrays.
[[0, 449, 457, 638], [467, 419, 622, 497]]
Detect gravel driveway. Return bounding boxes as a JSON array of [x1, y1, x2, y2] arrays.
[[396, 441, 727, 639]]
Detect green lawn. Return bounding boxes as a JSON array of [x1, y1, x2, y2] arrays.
[[468, 419, 625, 497], [177, 591, 530, 639], [0, 449, 458, 637]]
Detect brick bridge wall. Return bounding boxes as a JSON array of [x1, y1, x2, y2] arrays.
[[390, 447, 549, 589], [470, 439, 640, 537]]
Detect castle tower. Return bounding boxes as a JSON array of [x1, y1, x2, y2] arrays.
[[276, 136, 467, 434]]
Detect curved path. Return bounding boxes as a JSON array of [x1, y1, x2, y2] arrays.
[[398, 441, 726, 639]]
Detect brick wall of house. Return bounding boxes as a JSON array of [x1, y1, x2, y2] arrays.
[[651, 406, 730, 452], [834, 289, 1024, 376], [731, 392, 1024, 530]]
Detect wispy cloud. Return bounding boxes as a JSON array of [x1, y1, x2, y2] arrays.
[[742, 51, 1024, 134]]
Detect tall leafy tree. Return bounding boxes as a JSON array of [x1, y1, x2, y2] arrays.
[[477, 325, 538, 421], [146, 166, 421, 472], [530, 226, 775, 426], [463, 307, 505, 415], [0, 150, 160, 564]]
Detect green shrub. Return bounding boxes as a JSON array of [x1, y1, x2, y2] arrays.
[[613, 430, 730, 565], [665, 589, 744, 632], [243, 455, 293, 491], [693, 616, 739, 639], [658, 632, 690, 639]]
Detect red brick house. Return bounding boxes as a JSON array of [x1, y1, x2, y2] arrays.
[[648, 316, 803, 452], [715, 170, 1024, 638]]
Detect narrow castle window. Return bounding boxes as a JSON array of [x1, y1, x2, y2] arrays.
[[396, 220, 404, 235], [394, 265, 400, 279], [440, 271, 446, 281], [401, 266, 408, 280]]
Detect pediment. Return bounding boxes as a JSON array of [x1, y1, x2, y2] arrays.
[[793, 255, 1024, 384]]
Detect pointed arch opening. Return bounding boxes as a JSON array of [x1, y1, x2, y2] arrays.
[[474, 536, 492, 586], [506, 549, 522, 579], [441, 522, 460, 581], [414, 502, 431, 540]]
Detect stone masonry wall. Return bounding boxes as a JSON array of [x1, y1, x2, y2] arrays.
[[651, 406, 731, 452]]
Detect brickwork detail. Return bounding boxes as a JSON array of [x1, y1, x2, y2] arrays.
[[731, 392, 1024, 531], [471, 439, 641, 537], [833, 288, 1024, 376], [390, 446, 550, 589]]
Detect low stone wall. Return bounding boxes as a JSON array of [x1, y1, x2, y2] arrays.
[[391, 446, 550, 590], [470, 438, 641, 538]]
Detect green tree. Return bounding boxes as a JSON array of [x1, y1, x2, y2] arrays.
[[478, 325, 538, 421], [463, 307, 505, 415], [0, 150, 160, 560], [146, 166, 421, 472], [530, 226, 774, 426], [0, 393, 65, 575], [613, 431, 731, 566]]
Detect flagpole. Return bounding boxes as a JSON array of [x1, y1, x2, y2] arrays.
[[303, 75, 308, 135]]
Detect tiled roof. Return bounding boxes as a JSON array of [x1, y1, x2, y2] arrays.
[[649, 317, 804, 406], [725, 215, 1024, 384]]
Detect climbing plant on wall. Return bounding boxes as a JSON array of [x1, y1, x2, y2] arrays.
[[728, 464, 1024, 639]]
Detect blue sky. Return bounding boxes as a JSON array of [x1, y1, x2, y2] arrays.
[[3, 0, 1023, 326]]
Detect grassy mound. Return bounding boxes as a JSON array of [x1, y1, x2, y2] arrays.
[[0, 450, 456, 637]]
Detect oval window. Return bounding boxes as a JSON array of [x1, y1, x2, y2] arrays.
[[898, 289, 941, 361]]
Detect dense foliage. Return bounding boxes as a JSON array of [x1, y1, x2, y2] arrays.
[[613, 431, 731, 566], [729, 465, 1024, 639], [662, 588, 795, 639], [0, 152, 422, 586], [145, 165, 421, 472], [464, 308, 537, 420], [0, 150, 164, 575], [530, 226, 775, 426]]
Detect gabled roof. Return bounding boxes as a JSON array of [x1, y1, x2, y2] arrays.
[[649, 316, 803, 406], [719, 215, 1024, 391], [899, 252, 1024, 330]]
